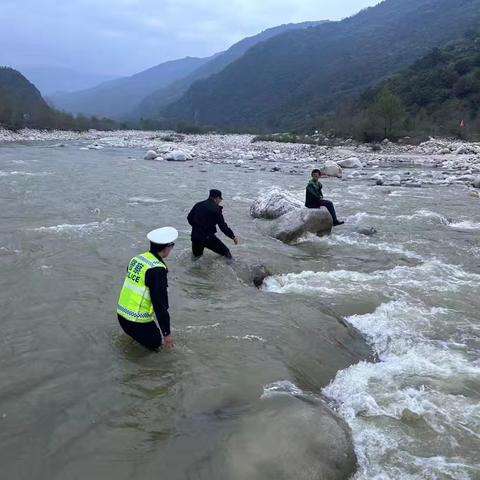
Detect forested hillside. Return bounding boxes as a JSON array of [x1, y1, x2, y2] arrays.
[[162, 0, 480, 132], [0, 67, 118, 131], [319, 31, 480, 141]]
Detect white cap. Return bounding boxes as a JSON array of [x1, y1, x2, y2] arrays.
[[147, 226, 178, 245]]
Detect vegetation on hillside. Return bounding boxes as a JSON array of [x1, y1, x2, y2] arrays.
[[133, 21, 327, 121], [161, 0, 480, 132], [0, 67, 120, 131], [316, 31, 480, 141]]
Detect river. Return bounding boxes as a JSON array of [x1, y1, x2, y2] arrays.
[[0, 133, 479, 479]]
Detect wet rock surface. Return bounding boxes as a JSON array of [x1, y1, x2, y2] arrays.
[[270, 208, 333, 243]]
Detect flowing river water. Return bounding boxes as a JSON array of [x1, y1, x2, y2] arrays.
[[1, 137, 479, 479]]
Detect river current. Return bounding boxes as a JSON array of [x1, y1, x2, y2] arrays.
[[0, 137, 479, 479]]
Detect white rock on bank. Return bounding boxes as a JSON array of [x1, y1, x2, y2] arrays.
[[165, 149, 192, 162], [388, 175, 402, 186], [144, 150, 159, 160], [321, 160, 342, 178], [338, 157, 363, 169]]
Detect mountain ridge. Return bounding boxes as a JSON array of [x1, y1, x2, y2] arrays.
[[132, 21, 328, 120], [51, 56, 211, 119], [161, 0, 480, 131]]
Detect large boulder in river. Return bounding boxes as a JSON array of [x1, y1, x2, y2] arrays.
[[228, 393, 357, 480], [250, 187, 303, 219], [165, 149, 192, 162], [338, 157, 363, 169], [321, 160, 342, 178], [473, 176, 480, 189], [271, 208, 333, 243], [144, 149, 159, 160]]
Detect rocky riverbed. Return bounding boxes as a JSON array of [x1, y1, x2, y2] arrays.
[[2, 128, 480, 191]]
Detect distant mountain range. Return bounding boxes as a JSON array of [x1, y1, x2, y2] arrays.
[[18, 66, 118, 96], [132, 21, 327, 121], [160, 0, 480, 131], [50, 56, 211, 119], [51, 21, 326, 121]]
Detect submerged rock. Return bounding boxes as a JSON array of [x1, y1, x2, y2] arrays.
[[387, 174, 402, 186], [230, 261, 271, 288], [271, 208, 333, 243], [356, 226, 377, 236], [250, 187, 303, 220], [228, 394, 357, 480]]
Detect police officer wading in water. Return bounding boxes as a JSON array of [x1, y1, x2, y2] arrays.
[[305, 169, 345, 226], [187, 189, 238, 260], [117, 227, 177, 351]]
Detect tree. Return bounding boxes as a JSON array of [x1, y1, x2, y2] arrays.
[[371, 88, 406, 138]]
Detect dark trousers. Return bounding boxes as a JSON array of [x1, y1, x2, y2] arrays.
[[118, 315, 162, 351], [192, 235, 232, 259], [318, 199, 339, 222]]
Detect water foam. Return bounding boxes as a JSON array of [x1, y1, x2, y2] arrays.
[[0, 247, 21, 256], [296, 232, 423, 260], [127, 196, 168, 205], [322, 300, 480, 479], [0, 171, 52, 177], [448, 220, 480, 230], [265, 258, 480, 477], [397, 209, 450, 224], [32, 218, 114, 235], [227, 334, 266, 343], [184, 323, 221, 332], [261, 380, 304, 399], [263, 260, 478, 299], [346, 212, 387, 224]]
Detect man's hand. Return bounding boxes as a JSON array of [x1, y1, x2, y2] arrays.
[[233, 237, 239, 245], [164, 335, 175, 351]]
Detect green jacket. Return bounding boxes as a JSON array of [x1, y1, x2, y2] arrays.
[[305, 179, 323, 208]]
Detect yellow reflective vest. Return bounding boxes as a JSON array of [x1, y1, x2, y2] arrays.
[[117, 252, 167, 323]]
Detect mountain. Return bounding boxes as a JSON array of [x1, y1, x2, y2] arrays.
[[0, 67, 51, 128], [354, 30, 480, 139], [51, 56, 211, 119], [0, 67, 118, 131], [161, 0, 480, 132], [18, 66, 117, 96], [133, 21, 327, 120]]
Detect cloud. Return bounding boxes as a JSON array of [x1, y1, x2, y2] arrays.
[[0, 0, 379, 76]]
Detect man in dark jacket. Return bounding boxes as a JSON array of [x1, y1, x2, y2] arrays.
[[187, 189, 238, 259], [305, 169, 344, 226]]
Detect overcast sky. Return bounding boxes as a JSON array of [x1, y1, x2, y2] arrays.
[[1, 0, 380, 76]]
